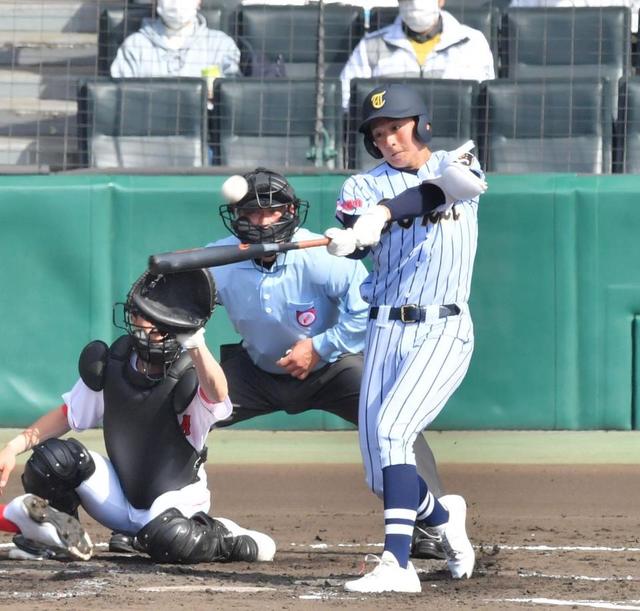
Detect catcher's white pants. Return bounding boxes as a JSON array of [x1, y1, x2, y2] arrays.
[[77, 452, 210, 535], [359, 313, 474, 498]]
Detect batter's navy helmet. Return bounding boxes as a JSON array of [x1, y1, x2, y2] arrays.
[[359, 84, 432, 159]]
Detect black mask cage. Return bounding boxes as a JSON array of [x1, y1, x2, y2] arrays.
[[113, 301, 182, 369], [113, 269, 216, 371], [219, 167, 309, 244]]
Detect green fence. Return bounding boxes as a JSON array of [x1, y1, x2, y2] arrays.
[[1, 173, 639, 430]]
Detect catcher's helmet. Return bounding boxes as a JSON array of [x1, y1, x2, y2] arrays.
[[115, 269, 216, 367], [219, 167, 308, 244], [359, 84, 432, 159]]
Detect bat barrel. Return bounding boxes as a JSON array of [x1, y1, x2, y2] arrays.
[[148, 252, 204, 274]]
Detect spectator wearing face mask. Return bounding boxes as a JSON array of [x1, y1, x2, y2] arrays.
[[110, 0, 241, 79], [339, 0, 495, 110]]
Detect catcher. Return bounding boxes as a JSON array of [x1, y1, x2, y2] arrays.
[[0, 268, 275, 564]]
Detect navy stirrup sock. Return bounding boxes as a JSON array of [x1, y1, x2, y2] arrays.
[[382, 464, 419, 568], [416, 475, 449, 526]]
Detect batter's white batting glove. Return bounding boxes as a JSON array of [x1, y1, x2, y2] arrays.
[[325, 227, 357, 256], [351, 205, 391, 248], [420, 140, 488, 206], [176, 327, 206, 350]]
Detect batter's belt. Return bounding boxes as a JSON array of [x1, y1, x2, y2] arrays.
[[369, 304, 460, 324]]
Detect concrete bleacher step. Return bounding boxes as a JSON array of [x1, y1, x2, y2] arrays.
[[0, 98, 77, 139], [0, 65, 96, 100], [0, 0, 122, 34], [0, 135, 79, 170], [0, 31, 97, 67]]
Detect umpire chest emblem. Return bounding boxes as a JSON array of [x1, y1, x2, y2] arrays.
[[296, 307, 317, 327]]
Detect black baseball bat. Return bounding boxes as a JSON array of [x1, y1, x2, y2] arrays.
[[148, 237, 330, 274]]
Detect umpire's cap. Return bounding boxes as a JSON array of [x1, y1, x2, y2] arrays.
[[359, 84, 432, 159]]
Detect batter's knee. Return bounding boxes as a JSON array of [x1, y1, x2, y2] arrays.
[[136, 509, 259, 564], [22, 438, 95, 516]]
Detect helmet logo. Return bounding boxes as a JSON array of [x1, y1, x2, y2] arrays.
[[371, 90, 386, 110]]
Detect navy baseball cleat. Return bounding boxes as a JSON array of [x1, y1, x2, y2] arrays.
[[411, 524, 448, 560], [6, 494, 93, 561]]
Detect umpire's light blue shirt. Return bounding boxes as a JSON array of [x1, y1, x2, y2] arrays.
[[207, 228, 369, 374]]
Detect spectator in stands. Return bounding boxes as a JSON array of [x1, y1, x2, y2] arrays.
[[110, 0, 241, 79], [340, 0, 495, 109], [508, 0, 639, 34]]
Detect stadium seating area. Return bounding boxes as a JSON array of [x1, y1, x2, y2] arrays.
[[1, 0, 639, 172]]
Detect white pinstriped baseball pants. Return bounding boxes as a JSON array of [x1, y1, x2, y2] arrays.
[[359, 311, 474, 498]]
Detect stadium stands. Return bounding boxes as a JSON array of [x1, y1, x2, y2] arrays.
[[236, 4, 364, 79], [77, 77, 208, 168], [615, 77, 640, 173], [1, 2, 639, 172], [209, 77, 342, 168], [480, 78, 613, 173], [500, 7, 631, 83]]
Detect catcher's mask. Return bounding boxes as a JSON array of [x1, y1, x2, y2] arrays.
[[219, 167, 309, 244], [359, 84, 432, 159], [114, 269, 216, 369]]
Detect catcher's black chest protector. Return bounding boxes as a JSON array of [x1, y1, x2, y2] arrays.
[[101, 336, 203, 509]]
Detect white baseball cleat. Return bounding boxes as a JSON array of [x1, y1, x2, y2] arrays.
[[344, 551, 421, 593], [214, 517, 276, 562], [4, 494, 93, 561], [425, 494, 475, 579]]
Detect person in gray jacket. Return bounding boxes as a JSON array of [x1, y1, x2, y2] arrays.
[[110, 0, 241, 79]]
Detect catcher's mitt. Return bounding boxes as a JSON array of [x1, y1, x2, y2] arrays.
[[128, 268, 216, 333]]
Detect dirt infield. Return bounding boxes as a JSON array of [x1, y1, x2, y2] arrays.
[[1, 462, 639, 610]]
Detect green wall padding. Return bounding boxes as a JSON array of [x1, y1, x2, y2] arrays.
[[1, 173, 639, 430]]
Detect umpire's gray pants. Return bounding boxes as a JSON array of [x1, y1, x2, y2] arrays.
[[218, 344, 444, 497]]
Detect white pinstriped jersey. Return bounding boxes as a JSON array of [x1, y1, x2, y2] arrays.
[[336, 149, 482, 311], [337, 147, 483, 491]]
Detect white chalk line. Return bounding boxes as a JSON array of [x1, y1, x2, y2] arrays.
[[519, 571, 637, 582], [2, 541, 640, 553], [490, 598, 640, 610], [290, 541, 640, 553], [0, 578, 107, 601], [139, 585, 277, 593]]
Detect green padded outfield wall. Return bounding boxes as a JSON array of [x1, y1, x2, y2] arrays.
[[0, 173, 639, 430]]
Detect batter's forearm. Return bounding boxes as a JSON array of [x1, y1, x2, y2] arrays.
[[380, 184, 446, 221]]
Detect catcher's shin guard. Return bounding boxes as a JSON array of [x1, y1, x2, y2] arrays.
[[136, 509, 273, 564], [21, 438, 95, 517]]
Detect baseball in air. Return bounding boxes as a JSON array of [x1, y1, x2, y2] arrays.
[[222, 175, 249, 204]]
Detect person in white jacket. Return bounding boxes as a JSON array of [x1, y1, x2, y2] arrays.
[[340, 0, 495, 109], [110, 0, 240, 79]]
